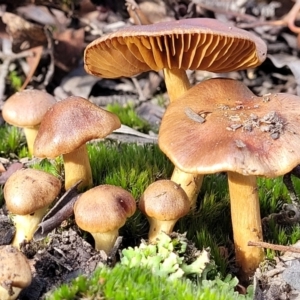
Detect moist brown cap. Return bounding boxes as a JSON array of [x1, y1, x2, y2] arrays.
[[159, 78, 300, 177], [139, 179, 190, 221], [2, 89, 56, 127], [74, 184, 136, 233], [33, 96, 121, 158], [4, 168, 61, 215], [84, 18, 267, 78]]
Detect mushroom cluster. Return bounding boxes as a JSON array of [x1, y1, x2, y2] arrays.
[[159, 77, 300, 279]]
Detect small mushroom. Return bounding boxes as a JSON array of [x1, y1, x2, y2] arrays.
[[74, 184, 136, 254], [0, 245, 32, 300], [4, 168, 61, 248], [84, 18, 267, 208], [33, 96, 121, 190], [2, 89, 56, 155], [139, 180, 190, 242], [159, 78, 300, 280]]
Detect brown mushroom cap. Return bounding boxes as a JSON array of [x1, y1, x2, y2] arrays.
[[74, 184, 136, 233], [2, 89, 56, 128], [139, 179, 190, 221], [159, 78, 300, 177], [33, 96, 121, 158], [4, 168, 61, 215], [84, 18, 267, 78], [0, 245, 32, 295]]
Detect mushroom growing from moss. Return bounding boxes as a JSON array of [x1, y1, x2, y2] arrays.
[[74, 184, 136, 254], [159, 77, 300, 280], [4, 168, 61, 248], [139, 179, 190, 242], [0, 245, 32, 300], [84, 18, 267, 208], [33, 96, 121, 190], [2, 89, 56, 155]]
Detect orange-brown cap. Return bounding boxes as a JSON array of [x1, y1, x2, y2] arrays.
[[159, 78, 300, 177], [2, 89, 56, 128], [84, 18, 267, 78], [74, 185, 136, 233], [139, 180, 190, 221], [4, 168, 61, 215], [33, 96, 121, 158]]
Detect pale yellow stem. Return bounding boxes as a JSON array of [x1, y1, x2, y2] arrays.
[[63, 144, 93, 191], [148, 218, 177, 243], [23, 126, 39, 156], [171, 167, 203, 210], [163, 68, 191, 102], [12, 206, 48, 248], [91, 229, 119, 254], [228, 172, 264, 281]]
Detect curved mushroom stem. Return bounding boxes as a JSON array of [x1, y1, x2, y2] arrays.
[[227, 172, 264, 282], [148, 218, 177, 243], [171, 167, 203, 210], [91, 229, 119, 254], [63, 144, 93, 191], [12, 206, 48, 248], [23, 126, 39, 156], [163, 68, 204, 210]]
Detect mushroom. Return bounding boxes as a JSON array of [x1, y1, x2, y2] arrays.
[[4, 168, 61, 248], [74, 184, 136, 254], [2, 89, 56, 155], [33, 96, 121, 190], [0, 245, 32, 300], [84, 18, 267, 208], [158, 78, 300, 280], [139, 179, 190, 242]]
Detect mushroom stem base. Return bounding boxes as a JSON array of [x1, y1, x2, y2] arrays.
[[23, 126, 39, 156], [148, 218, 176, 243], [228, 172, 264, 281], [11, 206, 48, 248], [171, 167, 203, 211], [91, 230, 119, 254], [0, 285, 22, 300], [163, 68, 191, 102], [63, 144, 93, 191]]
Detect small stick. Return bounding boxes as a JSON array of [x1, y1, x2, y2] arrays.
[[248, 240, 300, 253]]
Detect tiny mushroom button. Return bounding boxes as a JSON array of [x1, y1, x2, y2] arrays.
[[2, 89, 56, 155], [159, 78, 300, 280], [33, 96, 121, 190], [74, 184, 136, 254]]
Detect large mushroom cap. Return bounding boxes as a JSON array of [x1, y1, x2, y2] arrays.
[[33, 96, 121, 158], [159, 78, 300, 177], [2, 89, 56, 128], [4, 168, 61, 215], [84, 18, 267, 78], [74, 184, 136, 233]]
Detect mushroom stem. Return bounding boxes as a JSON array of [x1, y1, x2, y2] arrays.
[[171, 167, 203, 210], [227, 172, 264, 281], [23, 126, 39, 155], [91, 230, 119, 254], [148, 218, 177, 243], [12, 206, 48, 248], [63, 144, 93, 191], [163, 68, 191, 102]]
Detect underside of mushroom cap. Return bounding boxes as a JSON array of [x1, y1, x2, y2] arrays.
[[84, 18, 267, 78], [159, 78, 300, 177]]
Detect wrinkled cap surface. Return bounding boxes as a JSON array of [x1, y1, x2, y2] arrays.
[[159, 78, 300, 177], [139, 179, 190, 221], [84, 18, 267, 78], [2, 89, 56, 127], [74, 184, 136, 233], [33, 96, 121, 158], [4, 168, 61, 215]]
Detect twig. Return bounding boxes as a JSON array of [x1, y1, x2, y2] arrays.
[[248, 240, 300, 253]]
